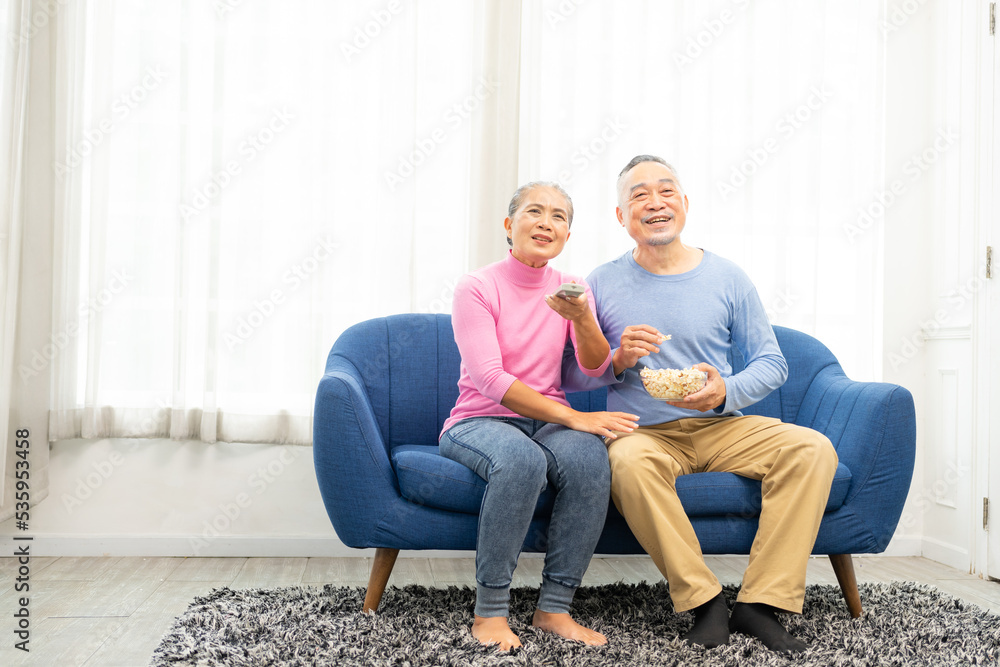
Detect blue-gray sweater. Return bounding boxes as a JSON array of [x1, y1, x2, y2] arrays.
[[562, 250, 787, 425]]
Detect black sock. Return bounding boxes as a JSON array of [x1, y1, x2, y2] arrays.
[[729, 601, 807, 653], [681, 592, 729, 648]]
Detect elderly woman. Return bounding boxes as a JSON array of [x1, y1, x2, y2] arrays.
[[439, 182, 638, 651]]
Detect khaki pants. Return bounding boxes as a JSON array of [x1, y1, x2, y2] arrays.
[[607, 415, 838, 614]]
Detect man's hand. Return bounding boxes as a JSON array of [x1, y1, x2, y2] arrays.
[[544, 290, 590, 323], [612, 325, 667, 375], [667, 363, 726, 412]]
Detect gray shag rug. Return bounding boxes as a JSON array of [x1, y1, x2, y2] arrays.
[[150, 582, 1000, 666]]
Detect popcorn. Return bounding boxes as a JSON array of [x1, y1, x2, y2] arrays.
[[640, 367, 707, 400], [657, 333, 671, 343]]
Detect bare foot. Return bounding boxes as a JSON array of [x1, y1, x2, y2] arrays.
[[471, 615, 521, 651], [531, 609, 607, 646]]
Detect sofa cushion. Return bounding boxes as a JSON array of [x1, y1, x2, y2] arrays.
[[391, 445, 555, 516], [391, 444, 851, 519], [677, 464, 852, 517]]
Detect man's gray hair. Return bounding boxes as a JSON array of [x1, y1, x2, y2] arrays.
[[506, 181, 574, 247], [617, 155, 683, 195]]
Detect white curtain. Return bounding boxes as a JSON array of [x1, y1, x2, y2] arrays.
[[1, 0, 34, 520], [519, 0, 885, 382], [40, 0, 889, 450], [47, 0, 487, 443]]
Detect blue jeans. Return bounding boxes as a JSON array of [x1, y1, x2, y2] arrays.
[[439, 416, 611, 617]]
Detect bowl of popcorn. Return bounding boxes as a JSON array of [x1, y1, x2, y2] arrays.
[[640, 366, 708, 401]]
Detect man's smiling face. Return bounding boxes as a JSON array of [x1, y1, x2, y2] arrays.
[[616, 161, 689, 247]]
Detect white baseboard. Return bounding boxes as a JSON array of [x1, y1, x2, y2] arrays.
[[920, 536, 971, 572]]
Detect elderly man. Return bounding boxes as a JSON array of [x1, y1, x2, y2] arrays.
[[563, 155, 838, 652]]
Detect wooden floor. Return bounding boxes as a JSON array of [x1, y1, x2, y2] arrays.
[[0, 555, 998, 666]]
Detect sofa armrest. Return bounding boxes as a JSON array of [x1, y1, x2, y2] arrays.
[[796, 367, 916, 550], [313, 358, 400, 547]]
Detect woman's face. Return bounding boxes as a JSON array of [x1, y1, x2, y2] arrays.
[[504, 186, 571, 268]]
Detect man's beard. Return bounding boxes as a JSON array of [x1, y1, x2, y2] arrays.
[[644, 233, 677, 247]]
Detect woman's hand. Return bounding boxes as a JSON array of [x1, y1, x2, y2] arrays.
[[501, 382, 637, 438], [566, 410, 640, 440], [544, 290, 590, 323], [546, 286, 610, 371]]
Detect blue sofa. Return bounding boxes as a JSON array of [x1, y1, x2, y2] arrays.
[[313, 313, 916, 617]]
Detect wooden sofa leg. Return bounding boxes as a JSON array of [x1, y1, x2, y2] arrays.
[[829, 554, 862, 618], [363, 548, 399, 613]]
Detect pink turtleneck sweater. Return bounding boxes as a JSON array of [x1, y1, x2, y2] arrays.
[[441, 251, 613, 436]]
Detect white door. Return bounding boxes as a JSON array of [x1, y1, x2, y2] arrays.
[[984, 1, 1000, 581]]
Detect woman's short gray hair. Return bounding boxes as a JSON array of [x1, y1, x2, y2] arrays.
[[506, 182, 574, 248]]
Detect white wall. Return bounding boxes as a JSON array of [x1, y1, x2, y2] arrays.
[[0, 438, 357, 557], [881, 1, 987, 571]]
